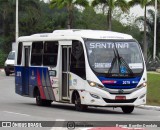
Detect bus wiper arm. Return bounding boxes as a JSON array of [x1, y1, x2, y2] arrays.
[[114, 44, 133, 75], [119, 56, 134, 75], [108, 43, 134, 75], [108, 49, 118, 74]]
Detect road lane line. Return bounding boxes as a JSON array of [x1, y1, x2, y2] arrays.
[[3, 111, 31, 117], [55, 119, 65, 121], [50, 119, 66, 130]]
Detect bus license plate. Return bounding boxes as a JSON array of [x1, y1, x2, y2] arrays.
[[115, 96, 126, 100]]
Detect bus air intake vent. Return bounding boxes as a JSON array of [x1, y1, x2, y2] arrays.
[[103, 98, 137, 103]]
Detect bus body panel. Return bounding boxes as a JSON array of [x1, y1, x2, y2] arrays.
[[15, 66, 58, 100], [15, 66, 25, 95]]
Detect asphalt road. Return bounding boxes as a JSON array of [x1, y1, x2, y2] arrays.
[[0, 71, 160, 130]]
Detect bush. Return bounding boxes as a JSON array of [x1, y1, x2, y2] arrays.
[[0, 50, 7, 68]]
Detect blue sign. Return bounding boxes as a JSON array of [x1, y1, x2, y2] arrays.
[[120, 66, 126, 74]]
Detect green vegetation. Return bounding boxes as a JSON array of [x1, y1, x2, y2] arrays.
[[0, 50, 7, 68], [136, 9, 160, 60], [50, 0, 89, 29], [147, 73, 160, 106], [92, 0, 128, 30], [0, 0, 160, 67], [129, 0, 159, 61]]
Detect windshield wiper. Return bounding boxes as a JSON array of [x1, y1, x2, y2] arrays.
[[108, 43, 134, 75], [108, 48, 117, 73]]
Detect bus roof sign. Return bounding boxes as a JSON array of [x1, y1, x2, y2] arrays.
[[52, 30, 133, 40]]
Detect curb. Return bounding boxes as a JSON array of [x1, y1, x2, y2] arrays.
[[138, 105, 160, 111], [147, 71, 160, 74]]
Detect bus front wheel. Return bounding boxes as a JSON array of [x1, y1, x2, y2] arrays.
[[121, 106, 134, 114], [36, 89, 51, 106], [74, 93, 87, 111]]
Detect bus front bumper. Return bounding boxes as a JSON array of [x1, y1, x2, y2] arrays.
[[79, 87, 146, 107]]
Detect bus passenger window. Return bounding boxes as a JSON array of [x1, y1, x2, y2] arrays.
[[31, 42, 43, 66], [70, 40, 86, 79], [43, 41, 58, 66]]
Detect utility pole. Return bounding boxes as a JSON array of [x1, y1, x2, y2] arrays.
[[153, 0, 157, 60], [16, 0, 19, 43]]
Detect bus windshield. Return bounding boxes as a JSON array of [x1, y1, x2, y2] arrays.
[[85, 39, 144, 76]]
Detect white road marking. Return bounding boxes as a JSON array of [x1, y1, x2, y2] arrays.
[[55, 119, 66, 121], [3, 111, 31, 117], [50, 119, 66, 130]]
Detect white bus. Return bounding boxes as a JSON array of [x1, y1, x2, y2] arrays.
[[15, 30, 147, 113]]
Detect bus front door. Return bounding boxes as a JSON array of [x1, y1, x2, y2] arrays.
[[22, 46, 30, 95], [62, 46, 71, 100]]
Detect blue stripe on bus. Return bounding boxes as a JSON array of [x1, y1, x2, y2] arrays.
[[98, 76, 141, 89], [15, 66, 55, 100]]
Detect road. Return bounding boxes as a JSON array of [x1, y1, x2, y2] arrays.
[[0, 71, 160, 130]]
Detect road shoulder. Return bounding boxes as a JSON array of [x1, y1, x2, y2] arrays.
[[138, 105, 160, 111]]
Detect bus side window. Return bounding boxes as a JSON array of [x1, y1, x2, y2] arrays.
[[70, 40, 86, 79], [43, 41, 58, 66], [17, 42, 23, 65], [31, 42, 43, 66]]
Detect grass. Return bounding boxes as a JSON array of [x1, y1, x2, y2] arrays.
[[147, 73, 160, 106]]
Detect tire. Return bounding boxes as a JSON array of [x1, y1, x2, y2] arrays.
[[36, 89, 43, 106], [121, 106, 134, 114], [36, 89, 51, 106], [5, 70, 10, 76], [44, 100, 52, 106], [74, 93, 87, 111]]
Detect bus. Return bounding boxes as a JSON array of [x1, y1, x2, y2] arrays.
[[15, 30, 147, 113]]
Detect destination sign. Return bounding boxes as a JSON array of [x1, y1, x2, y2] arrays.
[[89, 42, 129, 49]]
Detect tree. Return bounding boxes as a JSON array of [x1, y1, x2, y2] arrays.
[[18, 0, 42, 35], [136, 9, 160, 58], [50, 0, 89, 29], [92, 0, 128, 30], [0, 0, 41, 54], [129, 0, 160, 61], [75, 6, 107, 29], [0, 0, 15, 37], [0, 0, 40, 37]]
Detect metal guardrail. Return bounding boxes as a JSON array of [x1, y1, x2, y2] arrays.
[[146, 56, 160, 71]]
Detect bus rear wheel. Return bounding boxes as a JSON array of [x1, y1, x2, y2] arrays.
[[121, 106, 134, 114], [36, 89, 51, 106], [74, 93, 87, 111]]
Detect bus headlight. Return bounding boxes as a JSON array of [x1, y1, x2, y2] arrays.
[[142, 82, 147, 87], [137, 82, 147, 89], [89, 81, 96, 87], [87, 80, 104, 89]]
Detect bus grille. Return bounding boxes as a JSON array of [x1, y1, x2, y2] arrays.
[[103, 98, 137, 103]]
